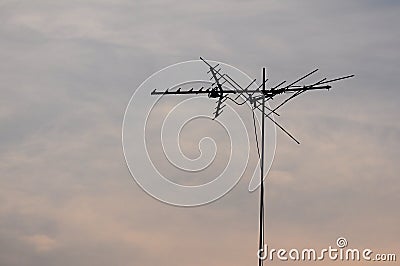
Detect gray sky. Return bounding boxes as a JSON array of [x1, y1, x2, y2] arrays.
[[1, 0, 399, 265]]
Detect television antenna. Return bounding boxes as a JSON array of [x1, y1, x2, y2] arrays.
[[151, 57, 354, 265]]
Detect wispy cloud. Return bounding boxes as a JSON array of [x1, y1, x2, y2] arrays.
[[1, 0, 399, 265]]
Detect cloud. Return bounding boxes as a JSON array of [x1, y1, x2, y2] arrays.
[[0, 0, 399, 265], [23, 234, 57, 252]]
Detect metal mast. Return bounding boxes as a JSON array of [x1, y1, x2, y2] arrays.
[[259, 67, 266, 266]]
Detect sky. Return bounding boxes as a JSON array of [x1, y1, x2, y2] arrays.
[[1, 0, 399, 265]]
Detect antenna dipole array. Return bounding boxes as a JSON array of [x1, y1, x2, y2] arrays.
[[151, 57, 354, 266], [152, 57, 354, 144]]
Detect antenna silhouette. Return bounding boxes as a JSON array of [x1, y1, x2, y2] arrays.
[[151, 57, 354, 266]]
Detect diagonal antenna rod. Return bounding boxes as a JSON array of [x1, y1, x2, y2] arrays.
[[264, 78, 328, 116]]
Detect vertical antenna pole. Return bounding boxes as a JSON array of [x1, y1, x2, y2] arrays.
[[259, 67, 266, 266]]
